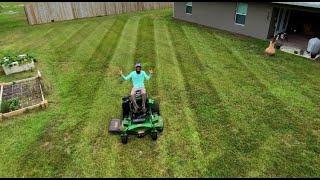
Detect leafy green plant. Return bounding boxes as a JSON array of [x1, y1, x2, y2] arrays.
[[1, 97, 20, 113], [0, 52, 36, 67]]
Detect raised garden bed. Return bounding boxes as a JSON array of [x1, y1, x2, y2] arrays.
[[1, 53, 36, 75], [2, 60, 35, 75], [0, 70, 48, 120]]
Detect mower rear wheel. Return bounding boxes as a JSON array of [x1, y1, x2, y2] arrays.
[[121, 134, 128, 144], [151, 131, 157, 141]]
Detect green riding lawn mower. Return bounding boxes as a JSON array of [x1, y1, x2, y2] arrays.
[[108, 90, 164, 144]]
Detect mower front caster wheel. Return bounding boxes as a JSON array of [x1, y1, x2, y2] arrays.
[[151, 132, 157, 141], [121, 134, 128, 144]]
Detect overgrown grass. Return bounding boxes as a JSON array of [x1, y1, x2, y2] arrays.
[[0, 2, 319, 177]]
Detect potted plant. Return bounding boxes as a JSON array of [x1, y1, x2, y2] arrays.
[[0, 52, 36, 75]]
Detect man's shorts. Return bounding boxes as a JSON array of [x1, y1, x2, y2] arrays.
[[131, 87, 146, 96]]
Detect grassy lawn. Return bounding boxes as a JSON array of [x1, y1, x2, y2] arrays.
[[0, 2, 320, 177]]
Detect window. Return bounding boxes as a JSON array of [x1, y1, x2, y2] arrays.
[[186, 2, 192, 15], [235, 2, 248, 25]]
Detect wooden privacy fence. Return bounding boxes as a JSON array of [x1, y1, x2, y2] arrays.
[[24, 2, 173, 25]]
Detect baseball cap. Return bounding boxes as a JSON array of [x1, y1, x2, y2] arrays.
[[135, 62, 141, 67]]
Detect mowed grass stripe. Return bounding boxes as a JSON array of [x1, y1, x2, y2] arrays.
[[182, 23, 316, 176], [208, 29, 320, 107], [54, 21, 105, 63], [16, 17, 123, 177], [49, 18, 117, 123], [3, 21, 84, 52], [211, 32, 320, 176], [53, 16, 128, 177], [170, 21, 240, 177], [3, 23, 54, 54], [0, 30, 25, 49], [63, 16, 140, 177], [1, 13, 98, 51], [12, 27, 56, 52], [28, 19, 116, 112], [212, 32, 316, 134], [57, 16, 127, 176], [193, 25, 302, 131], [224, 33, 320, 79], [16, 21, 91, 63], [47, 17, 117, 115], [91, 16, 140, 177], [155, 19, 207, 177], [153, 19, 169, 177], [181, 24, 275, 177], [0, 17, 101, 178], [169, 23, 234, 176], [133, 15, 158, 97], [0, 6, 93, 49], [181, 24, 246, 176], [54, 16, 127, 123], [214, 32, 320, 126], [1, 25, 55, 51], [36, 18, 115, 97], [212, 32, 320, 121], [0, 21, 89, 83], [15, 20, 115, 176], [112, 16, 165, 178], [0, 111, 59, 177], [1, 7, 319, 177]]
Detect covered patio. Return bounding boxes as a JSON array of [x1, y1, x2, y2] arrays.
[[270, 2, 320, 60]]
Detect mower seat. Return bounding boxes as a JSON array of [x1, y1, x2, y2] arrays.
[[135, 90, 142, 98], [131, 110, 147, 123]]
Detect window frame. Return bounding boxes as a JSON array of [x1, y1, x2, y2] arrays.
[[185, 2, 192, 15], [234, 2, 248, 26]]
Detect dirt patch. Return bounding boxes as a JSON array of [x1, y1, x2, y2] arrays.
[[41, 141, 53, 150]]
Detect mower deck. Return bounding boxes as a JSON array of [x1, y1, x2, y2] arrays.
[[108, 92, 163, 144]]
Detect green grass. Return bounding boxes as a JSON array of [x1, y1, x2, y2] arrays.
[[0, 2, 320, 177]]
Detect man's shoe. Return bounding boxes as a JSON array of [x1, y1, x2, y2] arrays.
[[142, 106, 147, 113], [134, 107, 139, 113]]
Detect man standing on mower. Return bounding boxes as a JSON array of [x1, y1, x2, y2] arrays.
[[119, 62, 153, 112]]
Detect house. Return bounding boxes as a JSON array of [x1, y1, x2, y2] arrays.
[[173, 2, 320, 41]]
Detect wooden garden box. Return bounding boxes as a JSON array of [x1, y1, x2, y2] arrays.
[[2, 60, 35, 75], [0, 70, 48, 121]]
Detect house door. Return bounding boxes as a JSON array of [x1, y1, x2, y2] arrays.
[[274, 8, 291, 36]]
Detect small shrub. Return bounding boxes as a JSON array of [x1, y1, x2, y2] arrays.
[[1, 98, 20, 113]]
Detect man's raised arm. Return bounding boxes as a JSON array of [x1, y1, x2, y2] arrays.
[[121, 71, 132, 80], [144, 69, 153, 80]]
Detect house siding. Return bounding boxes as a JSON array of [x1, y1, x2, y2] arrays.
[[173, 2, 274, 40]]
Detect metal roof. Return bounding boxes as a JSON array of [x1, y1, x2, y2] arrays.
[[272, 2, 320, 9]]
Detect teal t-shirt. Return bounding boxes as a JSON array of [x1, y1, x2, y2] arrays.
[[122, 70, 151, 88]]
